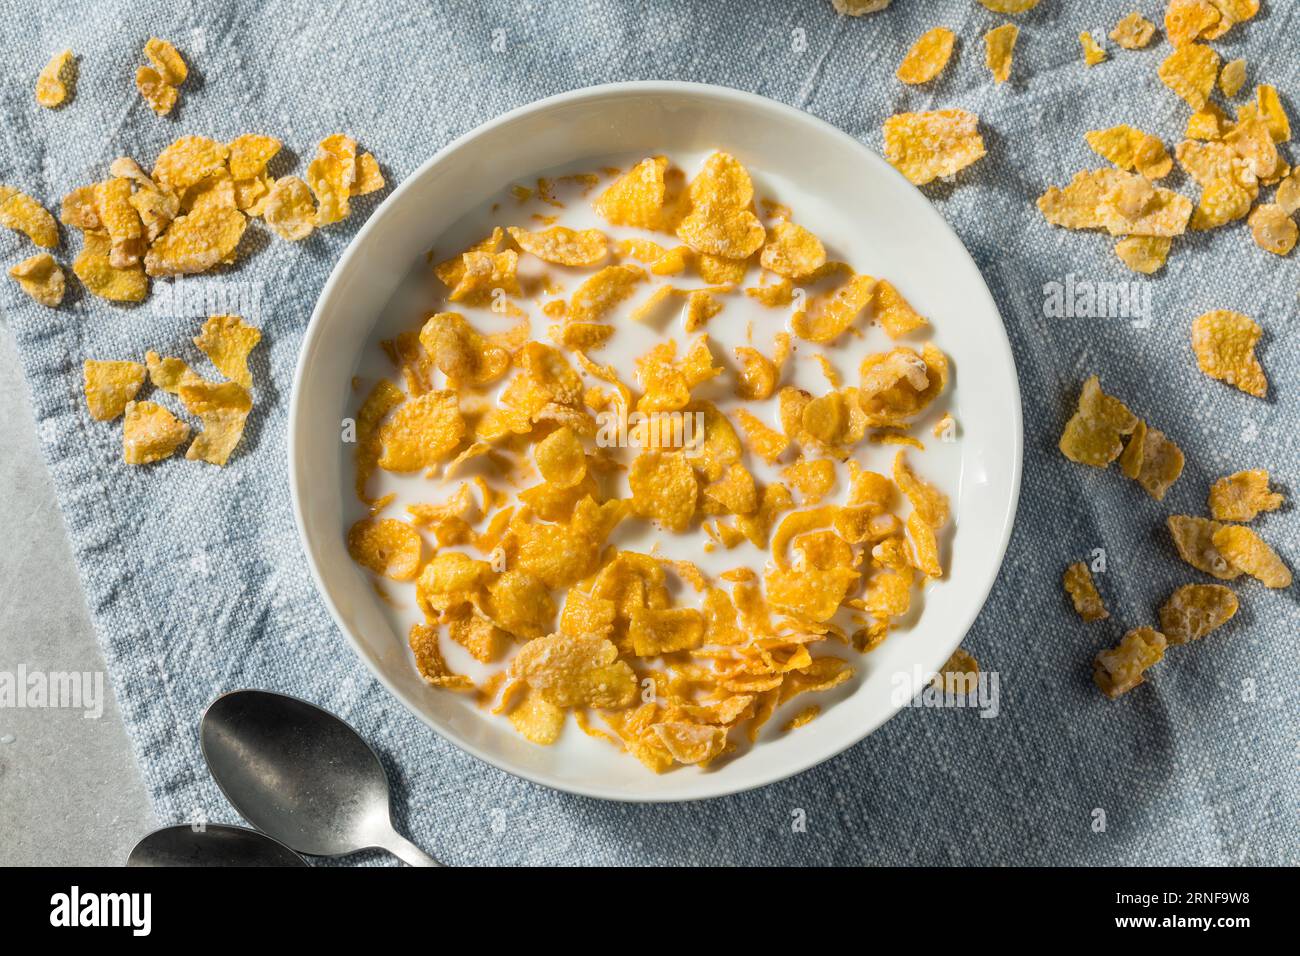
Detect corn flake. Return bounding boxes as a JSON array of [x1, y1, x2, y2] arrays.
[[1085, 126, 1173, 180], [1093, 627, 1166, 699], [1118, 421, 1185, 500], [262, 176, 317, 241], [347, 518, 423, 581], [1167, 515, 1242, 580], [630, 451, 697, 532], [793, 272, 875, 343], [759, 221, 826, 279], [122, 400, 190, 465], [73, 233, 148, 302], [883, 109, 986, 186], [83, 360, 146, 421], [1247, 203, 1297, 255], [307, 134, 358, 226], [36, 49, 74, 108], [984, 24, 1018, 85], [1115, 236, 1171, 274], [1158, 584, 1238, 644], [1158, 43, 1221, 110], [0, 185, 58, 248], [378, 390, 465, 471], [1079, 33, 1108, 67], [9, 252, 65, 307], [897, 27, 955, 85], [1208, 469, 1283, 521], [144, 205, 247, 277], [1212, 525, 1291, 588], [194, 314, 261, 389], [1058, 375, 1138, 467], [1191, 309, 1267, 398], [508, 631, 637, 710], [178, 380, 252, 466], [1110, 12, 1156, 49], [1063, 562, 1108, 621]]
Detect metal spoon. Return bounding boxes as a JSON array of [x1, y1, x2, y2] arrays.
[[128, 823, 307, 867], [200, 689, 440, 866]]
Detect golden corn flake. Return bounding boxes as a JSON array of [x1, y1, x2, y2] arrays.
[[73, 233, 148, 302], [897, 27, 955, 85], [135, 66, 177, 115], [1219, 58, 1247, 98], [83, 360, 146, 421], [1276, 170, 1300, 215], [859, 344, 947, 426], [447, 249, 520, 304], [1158, 584, 1238, 645], [261, 176, 316, 241], [36, 49, 74, 108], [178, 380, 252, 466], [346, 518, 422, 581], [145, 37, 187, 85], [1247, 203, 1298, 255], [193, 314, 261, 389], [1098, 176, 1193, 237], [122, 401, 190, 465], [1165, 0, 1223, 47], [976, 0, 1039, 10], [153, 136, 228, 195], [1191, 309, 1267, 398], [228, 134, 281, 180], [1212, 525, 1292, 588], [534, 426, 586, 489], [1079, 33, 1108, 67], [594, 156, 675, 230], [307, 134, 358, 226], [1208, 469, 1283, 521], [508, 224, 607, 267], [508, 631, 637, 710], [1085, 126, 1173, 180], [377, 390, 464, 471], [984, 24, 1018, 85], [793, 272, 875, 343], [1110, 12, 1156, 49], [883, 109, 986, 186], [144, 204, 246, 277], [1063, 562, 1108, 621], [759, 221, 826, 278], [1093, 627, 1166, 699], [8, 252, 65, 308], [1037, 168, 1124, 230], [1114, 236, 1171, 274], [1253, 84, 1291, 144], [1059, 375, 1138, 467], [676, 203, 765, 259], [782, 458, 836, 504], [0, 185, 58, 248], [894, 450, 949, 527], [409, 623, 473, 691], [1158, 43, 1221, 110], [1167, 515, 1242, 580], [1118, 421, 1185, 500], [873, 279, 928, 338], [568, 263, 645, 322], [629, 451, 697, 532], [351, 153, 385, 196], [733, 407, 789, 464]]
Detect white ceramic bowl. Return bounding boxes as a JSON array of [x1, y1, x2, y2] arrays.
[[290, 81, 1022, 802]]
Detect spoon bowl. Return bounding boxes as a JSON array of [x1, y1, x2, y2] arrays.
[[128, 823, 307, 867], [200, 689, 439, 866]]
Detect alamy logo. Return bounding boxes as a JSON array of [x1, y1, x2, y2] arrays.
[[0, 665, 102, 718], [50, 886, 151, 936], [595, 408, 705, 455], [151, 275, 263, 322], [1043, 273, 1152, 328]]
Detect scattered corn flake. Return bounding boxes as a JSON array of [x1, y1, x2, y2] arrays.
[[1276, 170, 1300, 215], [144, 204, 246, 277], [193, 314, 261, 389], [933, 648, 979, 695], [1191, 309, 1267, 398], [347, 517, 423, 581], [792, 272, 875, 343], [0, 185, 59, 248], [1219, 58, 1247, 98], [351, 153, 385, 196], [73, 233, 148, 302], [227, 134, 281, 180], [307, 134, 358, 226], [1110, 12, 1156, 49], [906, 511, 942, 577], [1063, 562, 1108, 621], [894, 450, 949, 527], [507, 687, 565, 744], [1158, 584, 1238, 644], [145, 37, 187, 85], [676, 203, 765, 259], [733, 407, 789, 463], [135, 66, 177, 115], [594, 156, 676, 230], [1079, 33, 1108, 67], [984, 24, 1018, 85], [1118, 421, 1185, 500], [782, 705, 820, 732], [1158, 43, 1221, 110], [1085, 126, 1173, 180], [976, 0, 1039, 10], [122, 400, 190, 465], [1093, 627, 1166, 699], [1038, 169, 1124, 230], [883, 109, 986, 186], [36, 49, 74, 108], [534, 426, 587, 489], [1253, 84, 1291, 144], [1114, 236, 1171, 274], [1098, 176, 1193, 237], [782, 458, 836, 504], [832, 0, 893, 14], [896, 27, 956, 85], [759, 221, 826, 278], [178, 380, 252, 466], [262, 176, 316, 241], [1059, 375, 1138, 468], [568, 263, 645, 322], [1167, 515, 1242, 580], [8, 252, 65, 307], [695, 253, 746, 285], [1247, 203, 1297, 255], [873, 279, 928, 338], [152, 136, 229, 194], [1165, 0, 1222, 47], [83, 360, 146, 421], [1208, 469, 1283, 521], [1212, 525, 1292, 588], [1186, 104, 1231, 140]]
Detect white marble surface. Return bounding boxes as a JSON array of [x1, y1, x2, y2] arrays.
[[0, 325, 155, 866]]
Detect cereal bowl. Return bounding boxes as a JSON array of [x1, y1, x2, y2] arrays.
[[289, 81, 1022, 801]]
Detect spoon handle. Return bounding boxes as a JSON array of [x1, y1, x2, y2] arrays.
[[381, 830, 442, 867]]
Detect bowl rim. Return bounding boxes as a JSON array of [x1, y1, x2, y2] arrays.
[[289, 79, 1024, 803]]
